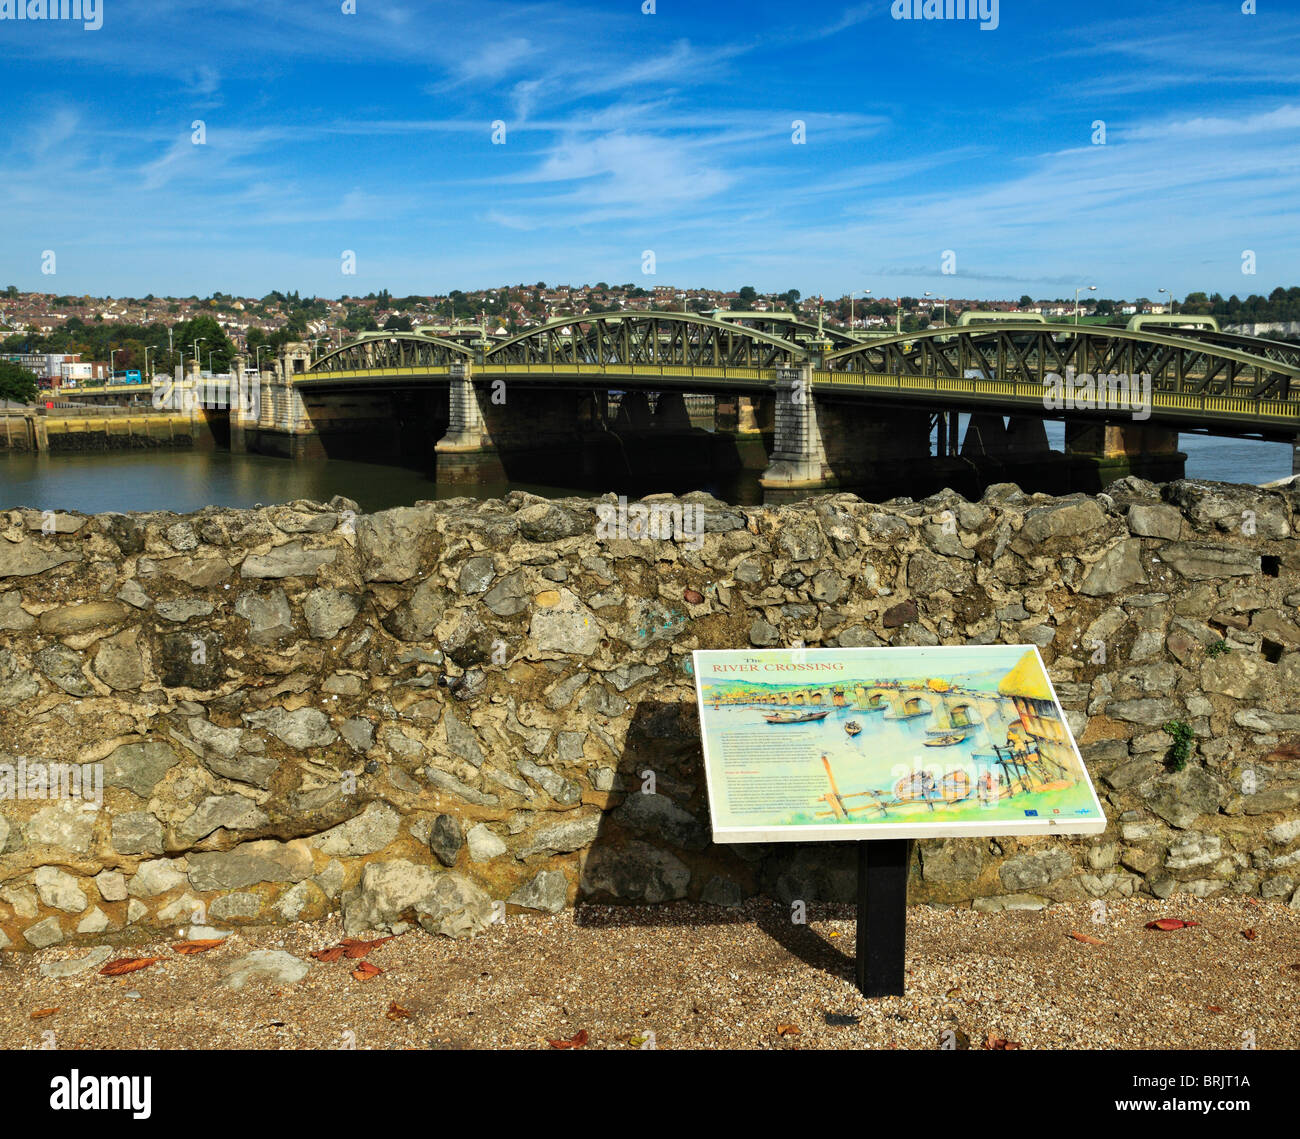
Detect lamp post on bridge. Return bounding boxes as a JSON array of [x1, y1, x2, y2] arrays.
[[1074, 284, 1096, 325], [1158, 287, 1173, 316]]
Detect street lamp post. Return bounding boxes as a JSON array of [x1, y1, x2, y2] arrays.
[[1074, 284, 1096, 324], [1158, 287, 1172, 316], [850, 289, 871, 329], [108, 348, 117, 383], [193, 338, 206, 374]]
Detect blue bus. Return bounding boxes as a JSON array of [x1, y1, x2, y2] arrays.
[[112, 369, 143, 384]]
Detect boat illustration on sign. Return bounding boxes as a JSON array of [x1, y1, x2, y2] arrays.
[[763, 709, 831, 724]]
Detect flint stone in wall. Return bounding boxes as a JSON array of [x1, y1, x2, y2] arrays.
[[907, 550, 973, 594], [483, 570, 528, 616], [127, 858, 188, 897], [34, 645, 94, 696], [1165, 481, 1290, 538], [921, 838, 992, 883], [103, 740, 180, 798], [234, 589, 295, 644], [33, 867, 89, 913], [176, 794, 270, 843], [0, 540, 80, 578], [517, 502, 588, 543], [356, 506, 439, 582], [242, 706, 338, 749], [777, 518, 826, 562], [95, 870, 127, 902], [1138, 766, 1227, 829], [159, 594, 217, 626], [93, 627, 145, 690], [508, 869, 568, 913], [515, 813, 602, 858], [998, 848, 1074, 891], [303, 588, 360, 639], [1015, 500, 1106, 547], [340, 717, 376, 753], [151, 556, 232, 587], [1157, 543, 1261, 580], [383, 577, 448, 641], [527, 590, 601, 656], [422, 766, 499, 806], [1128, 504, 1183, 540], [516, 759, 582, 805], [341, 859, 489, 938], [1080, 538, 1146, 597], [23, 916, 65, 948], [112, 811, 164, 854], [311, 802, 401, 858], [187, 839, 313, 891], [155, 630, 223, 689], [0, 591, 34, 630], [580, 840, 690, 903], [467, 823, 507, 862], [240, 542, 337, 580], [429, 813, 463, 867], [457, 555, 496, 595], [442, 708, 485, 767], [611, 792, 709, 850]]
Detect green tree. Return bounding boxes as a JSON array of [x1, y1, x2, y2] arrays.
[[0, 359, 38, 404], [1018, 294, 1033, 307], [737, 285, 758, 305]]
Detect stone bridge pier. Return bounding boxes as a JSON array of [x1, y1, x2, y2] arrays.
[[760, 365, 931, 490], [1064, 422, 1185, 489]]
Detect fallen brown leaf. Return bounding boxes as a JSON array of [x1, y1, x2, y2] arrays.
[[1145, 918, 1199, 931], [310, 946, 347, 963], [1206, 1005, 1225, 1013], [548, 1029, 589, 1049], [170, 939, 224, 955], [30, 1007, 58, 1020], [1242, 928, 1258, 941], [351, 960, 384, 981], [1068, 930, 1106, 946], [386, 1001, 412, 1021], [342, 936, 396, 959], [776, 1023, 801, 1037], [982, 1033, 1021, 1050], [98, 956, 162, 977]]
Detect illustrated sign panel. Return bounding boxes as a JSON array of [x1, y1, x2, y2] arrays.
[[692, 645, 1106, 842]]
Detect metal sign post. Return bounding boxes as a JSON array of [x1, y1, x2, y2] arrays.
[[856, 838, 911, 998]]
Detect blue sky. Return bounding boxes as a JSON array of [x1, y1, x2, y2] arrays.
[[2, 0, 1298, 301]]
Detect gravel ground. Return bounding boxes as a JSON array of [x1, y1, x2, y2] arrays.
[[2, 895, 1297, 1050]]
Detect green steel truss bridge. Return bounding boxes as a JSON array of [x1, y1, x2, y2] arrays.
[[301, 311, 1300, 437]]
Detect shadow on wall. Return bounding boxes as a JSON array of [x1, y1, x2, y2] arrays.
[[570, 698, 912, 983]]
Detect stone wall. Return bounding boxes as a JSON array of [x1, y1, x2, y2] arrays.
[[2, 478, 1299, 950]]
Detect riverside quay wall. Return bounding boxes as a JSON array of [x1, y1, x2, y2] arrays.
[[1, 480, 1300, 949]]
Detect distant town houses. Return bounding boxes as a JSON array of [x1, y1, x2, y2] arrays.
[[4, 286, 1300, 358]]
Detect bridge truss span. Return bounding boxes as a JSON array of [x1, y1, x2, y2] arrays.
[[824, 323, 1300, 402]]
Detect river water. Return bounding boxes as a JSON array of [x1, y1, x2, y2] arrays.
[[0, 423, 1292, 514]]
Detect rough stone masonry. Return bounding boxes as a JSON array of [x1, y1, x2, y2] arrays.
[[1, 477, 1299, 951]]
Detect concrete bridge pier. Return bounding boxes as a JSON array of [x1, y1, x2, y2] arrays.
[[612, 390, 652, 432], [651, 391, 693, 431], [760, 365, 830, 488], [1064, 422, 1184, 489], [1293, 436, 1300, 477], [435, 362, 503, 480]]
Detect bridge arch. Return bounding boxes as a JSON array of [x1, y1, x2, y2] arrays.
[[306, 331, 473, 374], [484, 310, 804, 369], [824, 321, 1300, 401]]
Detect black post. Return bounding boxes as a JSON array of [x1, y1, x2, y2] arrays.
[[856, 838, 911, 998]]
